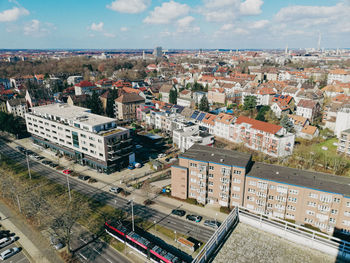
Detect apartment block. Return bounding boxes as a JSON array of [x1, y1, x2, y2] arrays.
[[232, 116, 295, 157], [171, 144, 252, 207], [25, 103, 134, 174], [337, 129, 350, 156], [172, 145, 350, 235]]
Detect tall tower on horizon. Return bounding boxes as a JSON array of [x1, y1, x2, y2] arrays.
[[285, 44, 288, 55], [317, 32, 322, 51]]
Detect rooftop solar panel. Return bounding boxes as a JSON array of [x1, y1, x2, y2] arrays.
[[196, 112, 206, 121]]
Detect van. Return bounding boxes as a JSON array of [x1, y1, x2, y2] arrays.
[[0, 237, 15, 249]]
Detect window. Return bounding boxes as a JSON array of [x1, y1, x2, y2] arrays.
[[191, 170, 197, 175], [331, 209, 338, 215], [347, 202, 350, 208], [248, 188, 255, 193], [74, 123, 81, 128], [233, 178, 241, 184], [208, 173, 214, 178], [249, 181, 256, 186], [258, 181, 268, 189], [268, 195, 274, 200], [232, 193, 240, 199], [208, 189, 213, 193], [329, 218, 336, 224], [81, 134, 86, 138], [277, 185, 288, 194], [89, 136, 95, 141], [307, 201, 316, 207], [72, 131, 79, 148], [209, 165, 214, 170], [320, 195, 332, 203], [306, 210, 315, 216], [288, 197, 297, 203], [247, 196, 255, 201], [89, 143, 95, 148], [289, 189, 299, 195], [232, 186, 240, 192], [233, 170, 242, 175], [208, 181, 213, 186], [345, 211, 350, 217], [333, 198, 340, 203], [190, 163, 197, 168], [309, 193, 318, 199]]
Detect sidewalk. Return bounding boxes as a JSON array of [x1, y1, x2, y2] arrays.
[[0, 202, 63, 263]]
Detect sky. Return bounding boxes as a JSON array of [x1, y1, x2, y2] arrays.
[[0, 0, 349, 49]]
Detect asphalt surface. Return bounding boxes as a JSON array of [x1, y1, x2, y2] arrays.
[[0, 230, 30, 263], [0, 140, 215, 253]]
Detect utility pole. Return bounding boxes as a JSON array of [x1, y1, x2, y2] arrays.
[[26, 152, 32, 180], [131, 199, 134, 232], [16, 194, 21, 213], [66, 173, 72, 202]]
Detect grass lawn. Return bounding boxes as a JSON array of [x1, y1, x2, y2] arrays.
[[311, 138, 338, 155]]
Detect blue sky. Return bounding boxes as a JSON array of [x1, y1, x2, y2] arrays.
[[0, 0, 348, 49]]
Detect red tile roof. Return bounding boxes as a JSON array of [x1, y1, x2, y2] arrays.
[[235, 116, 282, 134]]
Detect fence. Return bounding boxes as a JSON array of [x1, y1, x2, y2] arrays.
[[192, 207, 239, 263], [237, 206, 350, 261]]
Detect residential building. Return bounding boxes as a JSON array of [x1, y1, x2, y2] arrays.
[[338, 129, 350, 156], [25, 103, 134, 173], [171, 144, 252, 206], [299, 125, 319, 140], [159, 84, 174, 103], [114, 93, 145, 121], [327, 69, 350, 84], [213, 113, 235, 141], [67, 76, 83, 86], [232, 116, 295, 157], [153, 46, 162, 58], [296, 99, 321, 123], [173, 124, 214, 152], [6, 98, 27, 117], [335, 106, 350, 138], [172, 145, 350, 235], [74, 81, 96, 96]]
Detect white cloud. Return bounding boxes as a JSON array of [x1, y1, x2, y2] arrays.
[[107, 0, 150, 14], [144, 1, 190, 24], [0, 6, 29, 22], [23, 19, 53, 36], [176, 16, 194, 28], [90, 22, 104, 31], [220, 23, 234, 31], [176, 16, 200, 34], [249, 19, 269, 29], [120, 27, 128, 32], [201, 0, 263, 22], [239, 0, 263, 15]]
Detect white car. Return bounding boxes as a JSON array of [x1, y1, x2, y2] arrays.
[[0, 247, 20, 260], [158, 153, 166, 158], [0, 237, 15, 249]]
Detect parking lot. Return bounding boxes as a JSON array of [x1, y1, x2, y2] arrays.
[[0, 227, 30, 263]]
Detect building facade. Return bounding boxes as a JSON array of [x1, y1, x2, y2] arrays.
[[25, 103, 134, 173], [114, 93, 145, 121], [172, 144, 350, 235]]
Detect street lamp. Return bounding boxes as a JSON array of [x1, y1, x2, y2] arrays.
[[174, 230, 177, 241], [66, 173, 71, 202], [154, 220, 157, 232], [26, 152, 32, 180], [131, 199, 135, 232]]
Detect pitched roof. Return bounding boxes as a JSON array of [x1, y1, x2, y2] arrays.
[[235, 116, 282, 134], [115, 93, 145, 104], [159, 84, 173, 93], [288, 114, 308, 126], [301, 125, 318, 135], [75, 81, 94, 87], [297, 99, 317, 109], [215, 113, 235, 125], [202, 113, 217, 126]]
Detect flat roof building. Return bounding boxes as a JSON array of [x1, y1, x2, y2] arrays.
[[172, 144, 350, 235], [25, 103, 134, 173]]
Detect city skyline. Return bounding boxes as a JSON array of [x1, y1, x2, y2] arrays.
[[0, 0, 349, 49]]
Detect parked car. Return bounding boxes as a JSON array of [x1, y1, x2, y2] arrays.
[[134, 162, 142, 168], [204, 220, 221, 229], [158, 153, 166, 158], [78, 175, 90, 181], [42, 160, 52, 165], [171, 209, 186, 217], [135, 145, 143, 149], [0, 237, 15, 249], [0, 247, 20, 260], [50, 236, 64, 250], [49, 163, 58, 168], [110, 187, 123, 194], [62, 169, 72, 175], [165, 158, 170, 162], [186, 214, 202, 223], [15, 146, 25, 152]]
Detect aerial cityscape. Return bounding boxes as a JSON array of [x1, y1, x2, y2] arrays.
[[1, 0, 350, 262]]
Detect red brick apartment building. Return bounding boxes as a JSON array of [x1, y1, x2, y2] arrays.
[[172, 144, 350, 235]]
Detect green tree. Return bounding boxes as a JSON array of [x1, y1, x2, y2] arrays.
[[199, 95, 210, 112], [243, 95, 257, 111], [87, 91, 103, 115], [256, 105, 270, 121], [169, 88, 177, 104], [280, 115, 294, 132]]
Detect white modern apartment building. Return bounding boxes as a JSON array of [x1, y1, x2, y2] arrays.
[[173, 123, 214, 152], [25, 103, 134, 174]]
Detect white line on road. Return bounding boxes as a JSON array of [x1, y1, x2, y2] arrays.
[[79, 252, 87, 260]]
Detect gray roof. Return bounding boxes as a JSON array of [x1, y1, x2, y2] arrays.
[[248, 162, 350, 197], [180, 144, 252, 168]]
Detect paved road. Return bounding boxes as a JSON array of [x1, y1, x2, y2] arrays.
[[0, 141, 214, 240], [0, 242, 29, 263]]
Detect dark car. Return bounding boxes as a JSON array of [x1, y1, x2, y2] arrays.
[[171, 209, 186, 217], [204, 220, 221, 229], [15, 146, 25, 152], [49, 163, 58, 168], [186, 214, 203, 223], [78, 175, 91, 181], [42, 160, 52, 165]]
